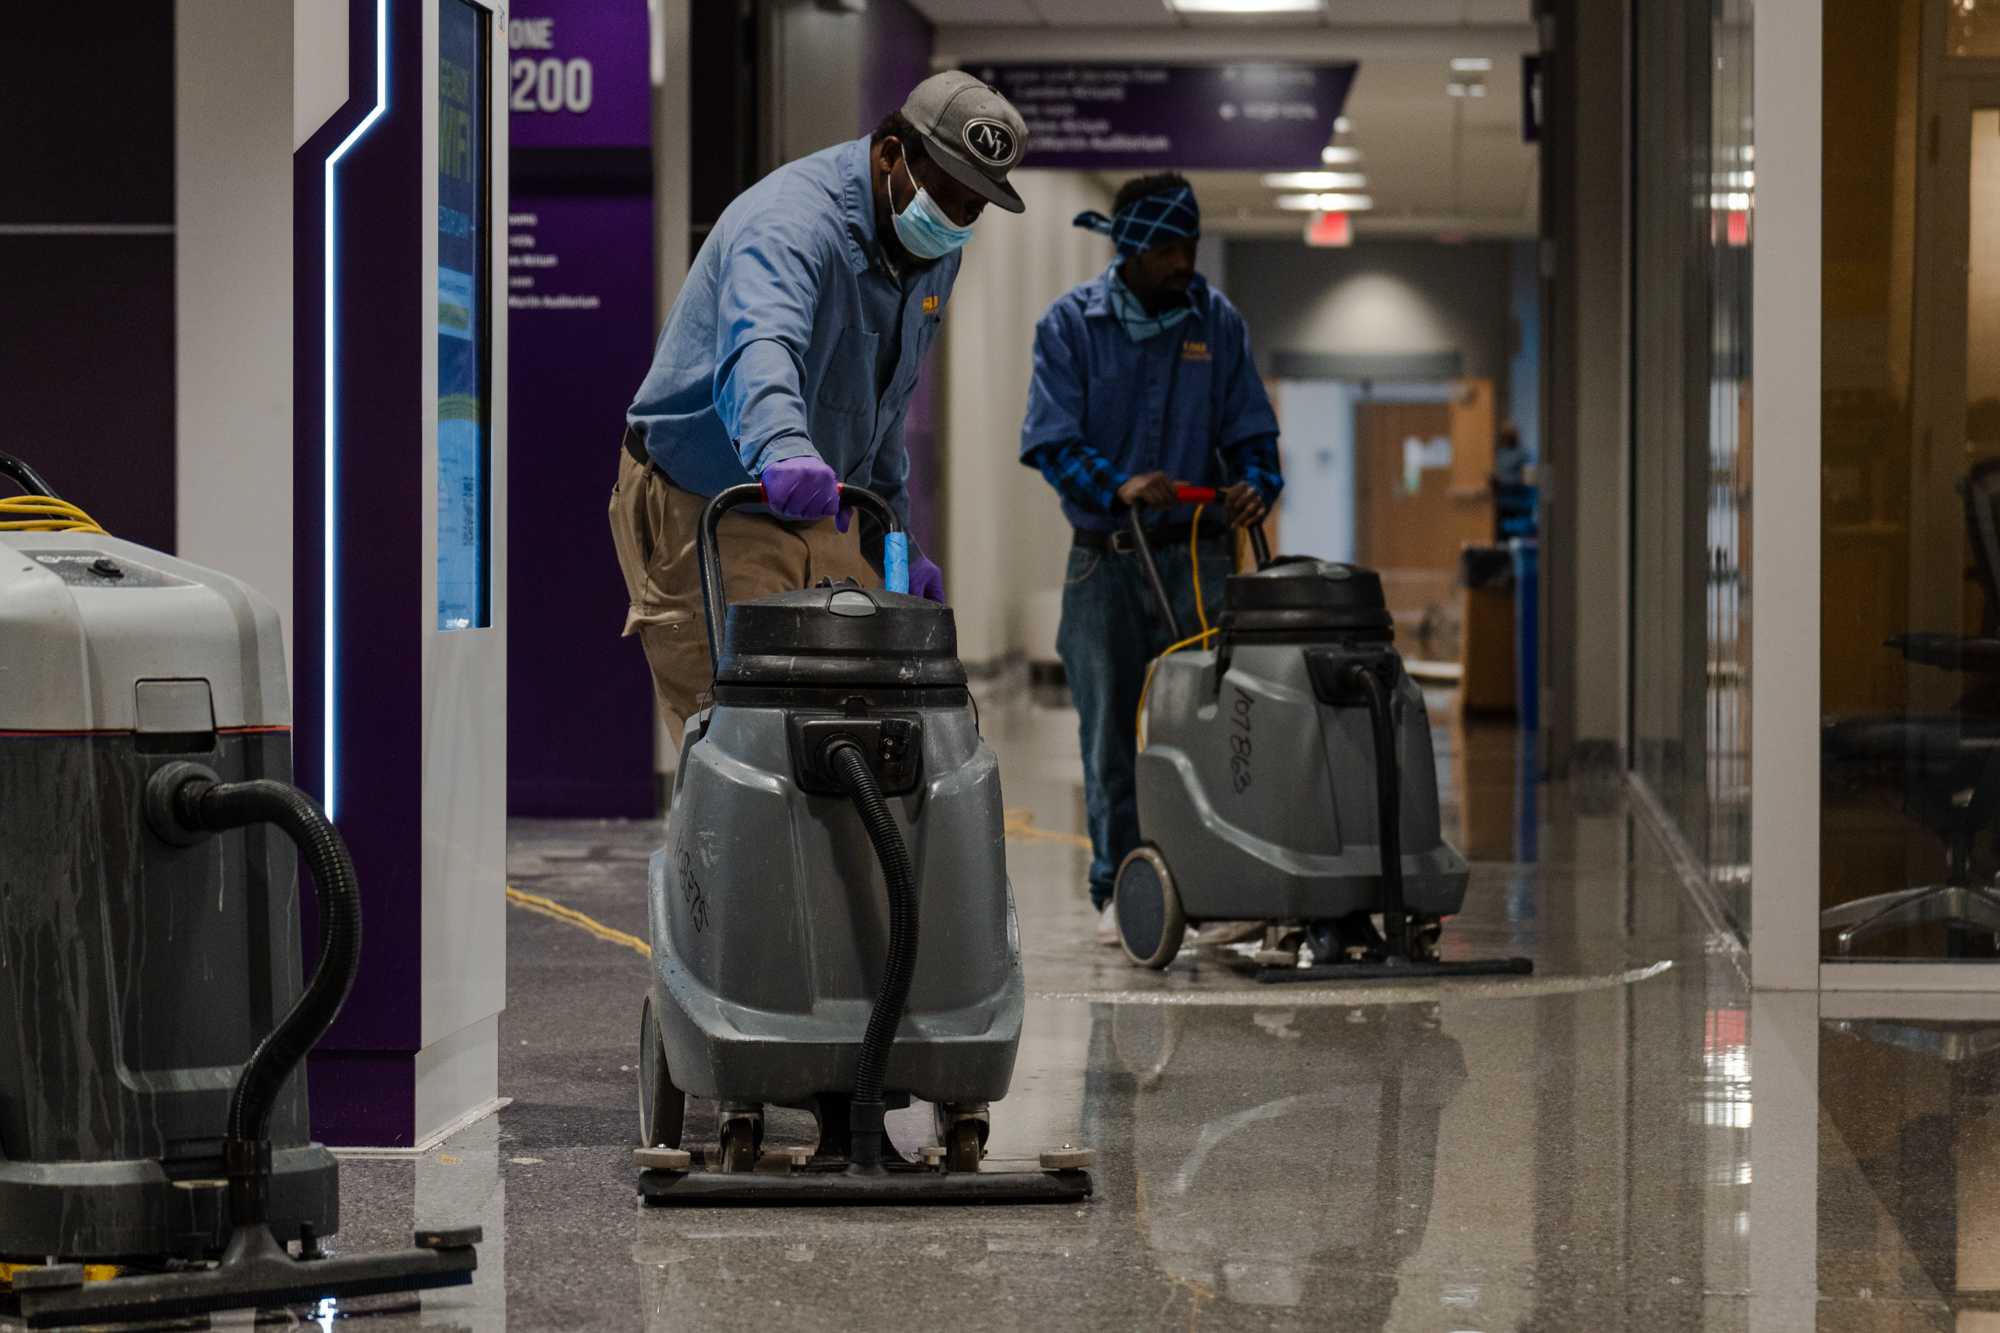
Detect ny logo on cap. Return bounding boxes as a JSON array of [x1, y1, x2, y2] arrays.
[[961, 118, 1019, 169]]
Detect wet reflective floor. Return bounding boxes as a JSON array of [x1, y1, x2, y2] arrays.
[[262, 690, 2000, 1328]]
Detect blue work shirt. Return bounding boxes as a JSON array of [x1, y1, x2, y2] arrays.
[[626, 137, 956, 527], [1019, 271, 1279, 532]]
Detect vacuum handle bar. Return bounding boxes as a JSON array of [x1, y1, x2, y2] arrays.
[[1171, 486, 1273, 567], [696, 482, 905, 666], [1123, 484, 1274, 639]]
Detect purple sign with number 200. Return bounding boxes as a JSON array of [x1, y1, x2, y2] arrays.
[[505, 6, 650, 151]]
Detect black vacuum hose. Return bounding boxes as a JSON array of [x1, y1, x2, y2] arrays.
[[1345, 663, 1410, 955], [826, 740, 918, 1170], [147, 763, 362, 1220], [0, 449, 61, 499]]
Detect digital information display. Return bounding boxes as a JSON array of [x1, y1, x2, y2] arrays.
[[437, 0, 490, 631]]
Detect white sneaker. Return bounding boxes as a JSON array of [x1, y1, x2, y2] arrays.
[[1193, 921, 1263, 947], [1096, 901, 1120, 946]]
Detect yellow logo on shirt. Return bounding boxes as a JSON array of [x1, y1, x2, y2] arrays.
[[922, 295, 941, 314], [1181, 340, 1211, 361]]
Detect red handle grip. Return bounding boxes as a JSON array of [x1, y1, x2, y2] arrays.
[[1175, 485, 1219, 503]]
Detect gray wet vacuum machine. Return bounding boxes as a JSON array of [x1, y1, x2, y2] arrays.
[[0, 453, 478, 1326], [1115, 484, 1533, 983], [636, 485, 1092, 1205]]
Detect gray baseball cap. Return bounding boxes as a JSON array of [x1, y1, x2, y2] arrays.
[[900, 71, 1029, 214]]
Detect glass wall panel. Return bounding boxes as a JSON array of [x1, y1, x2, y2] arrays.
[[1707, 2, 1754, 920], [1949, 3, 2000, 57], [1630, 0, 1754, 935], [1818, 0, 2000, 962]]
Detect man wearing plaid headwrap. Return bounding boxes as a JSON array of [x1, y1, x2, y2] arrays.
[[1019, 172, 1285, 947]]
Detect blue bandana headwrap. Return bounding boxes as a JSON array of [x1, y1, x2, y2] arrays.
[[1073, 184, 1201, 258]]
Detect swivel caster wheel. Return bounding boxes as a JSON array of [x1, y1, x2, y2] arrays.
[[1307, 913, 1385, 964], [1411, 918, 1444, 962], [717, 1109, 763, 1173], [933, 1102, 990, 1172], [636, 994, 685, 1150], [1115, 846, 1185, 970]]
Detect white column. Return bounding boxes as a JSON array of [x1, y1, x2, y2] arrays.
[[417, 0, 509, 1147], [1749, 0, 1822, 990], [175, 0, 301, 667]]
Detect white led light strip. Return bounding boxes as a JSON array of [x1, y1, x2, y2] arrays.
[[322, 0, 389, 822]]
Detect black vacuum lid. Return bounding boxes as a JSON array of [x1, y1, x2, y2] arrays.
[[715, 585, 967, 688], [1221, 558, 1395, 638]]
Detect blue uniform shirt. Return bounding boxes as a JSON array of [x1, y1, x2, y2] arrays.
[[1019, 271, 1280, 532], [626, 137, 956, 527]]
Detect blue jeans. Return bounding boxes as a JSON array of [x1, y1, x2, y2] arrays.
[[1057, 534, 1233, 910]]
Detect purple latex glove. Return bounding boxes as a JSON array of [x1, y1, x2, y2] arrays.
[[760, 456, 849, 530], [910, 554, 945, 603]]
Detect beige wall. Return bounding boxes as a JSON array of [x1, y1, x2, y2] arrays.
[[942, 169, 1114, 664]]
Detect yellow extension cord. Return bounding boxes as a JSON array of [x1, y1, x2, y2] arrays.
[[0, 1261, 120, 1289], [1136, 504, 1218, 748], [0, 494, 107, 534]]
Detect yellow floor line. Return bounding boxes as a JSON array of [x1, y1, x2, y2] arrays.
[[506, 815, 1090, 958], [505, 887, 651, 958], [1002, 807, 1092, 850]]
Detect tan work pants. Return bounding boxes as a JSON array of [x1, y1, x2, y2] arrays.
[[608, 449, 879, 745]]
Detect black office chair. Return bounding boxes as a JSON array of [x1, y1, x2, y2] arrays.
[[1821, 458, 2000, 954]]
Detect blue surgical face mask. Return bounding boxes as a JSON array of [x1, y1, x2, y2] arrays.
[[891, 157, 975, 261]]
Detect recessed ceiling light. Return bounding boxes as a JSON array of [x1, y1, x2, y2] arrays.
[[1321, 145, 1360, 165], [1275, 191, 1374, 211], [1334, 116, 1352, 134], [1263, 171, 1367, 190], [1166, 0, 1325, 12], [1449, 57, 1494, 73]]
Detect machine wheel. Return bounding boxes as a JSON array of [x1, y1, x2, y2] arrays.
[[717, 1114, 762, 1173], [1115, 846, 1186, 970], [1411, 918, 1444, 962], [1307, 913, 1387, 964], [932, 1102, 990, 1171], [945, 1121, 982, 1173], [637, 994, 685, 1150]]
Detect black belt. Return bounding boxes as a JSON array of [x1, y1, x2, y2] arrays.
[[622, 423, 649, 467], [1073, 522, 1226, 554]]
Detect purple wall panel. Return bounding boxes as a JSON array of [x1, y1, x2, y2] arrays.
[[1, 237, 176, 551], [506, 0, 656, 818], [505, 192, 656, 817], [3, 8, 175, 549], [858, 0, 941, 557], [860, 0, 933, 133]]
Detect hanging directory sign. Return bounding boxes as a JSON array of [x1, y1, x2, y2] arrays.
[[967, 62, 1358, 170]]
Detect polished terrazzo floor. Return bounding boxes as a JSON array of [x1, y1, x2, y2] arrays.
[[304, 687, 2000, 1329]]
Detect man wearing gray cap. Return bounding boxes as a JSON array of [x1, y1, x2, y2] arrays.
[[611, 72, 1027, 741]]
